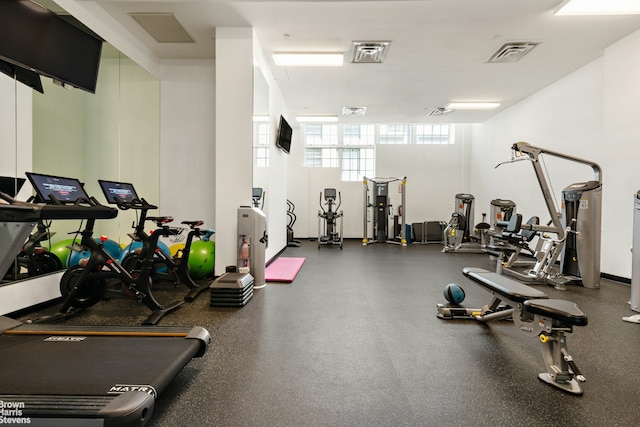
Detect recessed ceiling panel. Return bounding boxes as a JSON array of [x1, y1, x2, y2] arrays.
[[129, 13, 194, 43]]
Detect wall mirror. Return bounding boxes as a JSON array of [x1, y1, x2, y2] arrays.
[[1, 42, 160, 286]]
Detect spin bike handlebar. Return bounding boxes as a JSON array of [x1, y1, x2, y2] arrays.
[[114, 197, 158, 211]]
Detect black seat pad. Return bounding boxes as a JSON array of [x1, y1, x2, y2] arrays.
[[524, 299, 588, 326], [462, 267, 548, 303]]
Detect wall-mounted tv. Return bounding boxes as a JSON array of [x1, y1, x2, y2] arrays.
[[0, 0, 103, 94], [276, 115, 293, 154], [0, 58, 43, 93]]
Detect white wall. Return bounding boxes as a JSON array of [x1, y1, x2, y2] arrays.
[[287, 123, 474, 240], [469, 26, 640, 278], [470, 58, 604, 224], [159, 60, 215, 237], [253, 33, 293, 260], [602, 29, 640, 277], [214, 27, 254, 275]]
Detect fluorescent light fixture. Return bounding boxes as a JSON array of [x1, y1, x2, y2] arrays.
[[273, 53, 344, 67], [295, 115, 339, 123], [555, 0, 640, 15], [446, 102, 501, 110]]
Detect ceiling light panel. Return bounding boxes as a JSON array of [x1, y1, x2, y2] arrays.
[[129, 13, 194, 43], [446, 102, 501, 110], [351, 41, 390, 63], [556, 0, 640, 15], [273, 53, 344, 67]]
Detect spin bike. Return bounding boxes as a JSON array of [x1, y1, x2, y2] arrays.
[[55, 196, 184, 325], [116, 197, 213, 302], [317, 188, 343, 249]]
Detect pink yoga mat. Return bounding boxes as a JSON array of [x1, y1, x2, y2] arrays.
[[265, 257, 305, 282]]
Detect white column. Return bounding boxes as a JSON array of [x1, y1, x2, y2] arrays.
[[215, 27, 254, 275]]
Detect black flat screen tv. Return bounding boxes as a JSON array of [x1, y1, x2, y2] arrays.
[[276, 115, 293, 154], [0, 58, 43, 93], [0, 176, 26, 197], [0, 0, 103, 94]]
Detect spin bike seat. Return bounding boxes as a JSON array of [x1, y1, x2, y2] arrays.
[[147, 216, 174, 226], [182, 220, 204, 228]]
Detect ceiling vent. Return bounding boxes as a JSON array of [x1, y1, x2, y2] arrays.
[[488, 42, 539, 63], [427, 108, 452, 117], [129, 13, 194, 43], [342, 106, 367, 116], [351, 41, 390, 63]]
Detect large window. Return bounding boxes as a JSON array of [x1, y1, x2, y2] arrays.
[[416, 124, 453, 144], [343, 124, 375, 146], [304, 124, 339, 168], [304, 124, 338, 146], [342, 147, 374, 181], [253, 122, 270, 167], [379, 124, 411, 144], [303, 123, 453, 181], [305, 147, 339, 167]]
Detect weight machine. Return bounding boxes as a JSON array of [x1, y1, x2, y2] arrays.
[[624, 191, 640, 323], [495, 142, 602, 289], [488, 198, 517, 248], [362, 176, 407, 246], [442, 193, 490, 253]]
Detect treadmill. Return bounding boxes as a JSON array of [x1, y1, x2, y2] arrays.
[[0, 181, 211, 426]]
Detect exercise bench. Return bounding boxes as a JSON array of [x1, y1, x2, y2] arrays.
[[437, 267, 588, 395]]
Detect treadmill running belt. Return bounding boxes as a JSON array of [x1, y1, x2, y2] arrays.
[[0, 334, 200, 396], [0, 325, 209, 426]]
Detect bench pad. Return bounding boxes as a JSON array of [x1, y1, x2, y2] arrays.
[[462, 267, 548, 303], [524, 299, 588, 327]]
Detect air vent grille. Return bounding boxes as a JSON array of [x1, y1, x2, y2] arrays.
[[427, 108, 452, 117], [488, 42, 539, 63], [351, 41, 390, 63], [342, 106, 367, 116]]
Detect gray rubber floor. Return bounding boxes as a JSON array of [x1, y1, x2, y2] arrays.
[[25, 240, 640, 426]]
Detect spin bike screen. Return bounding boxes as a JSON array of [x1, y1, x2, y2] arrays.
[[98, 180, 139, 204], [26, 172, 89, 204]]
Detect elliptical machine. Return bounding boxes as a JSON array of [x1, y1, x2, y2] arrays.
[[252, 188, 264, 210], [286, 199, 302, 247], [318, 188, 343, 249]]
